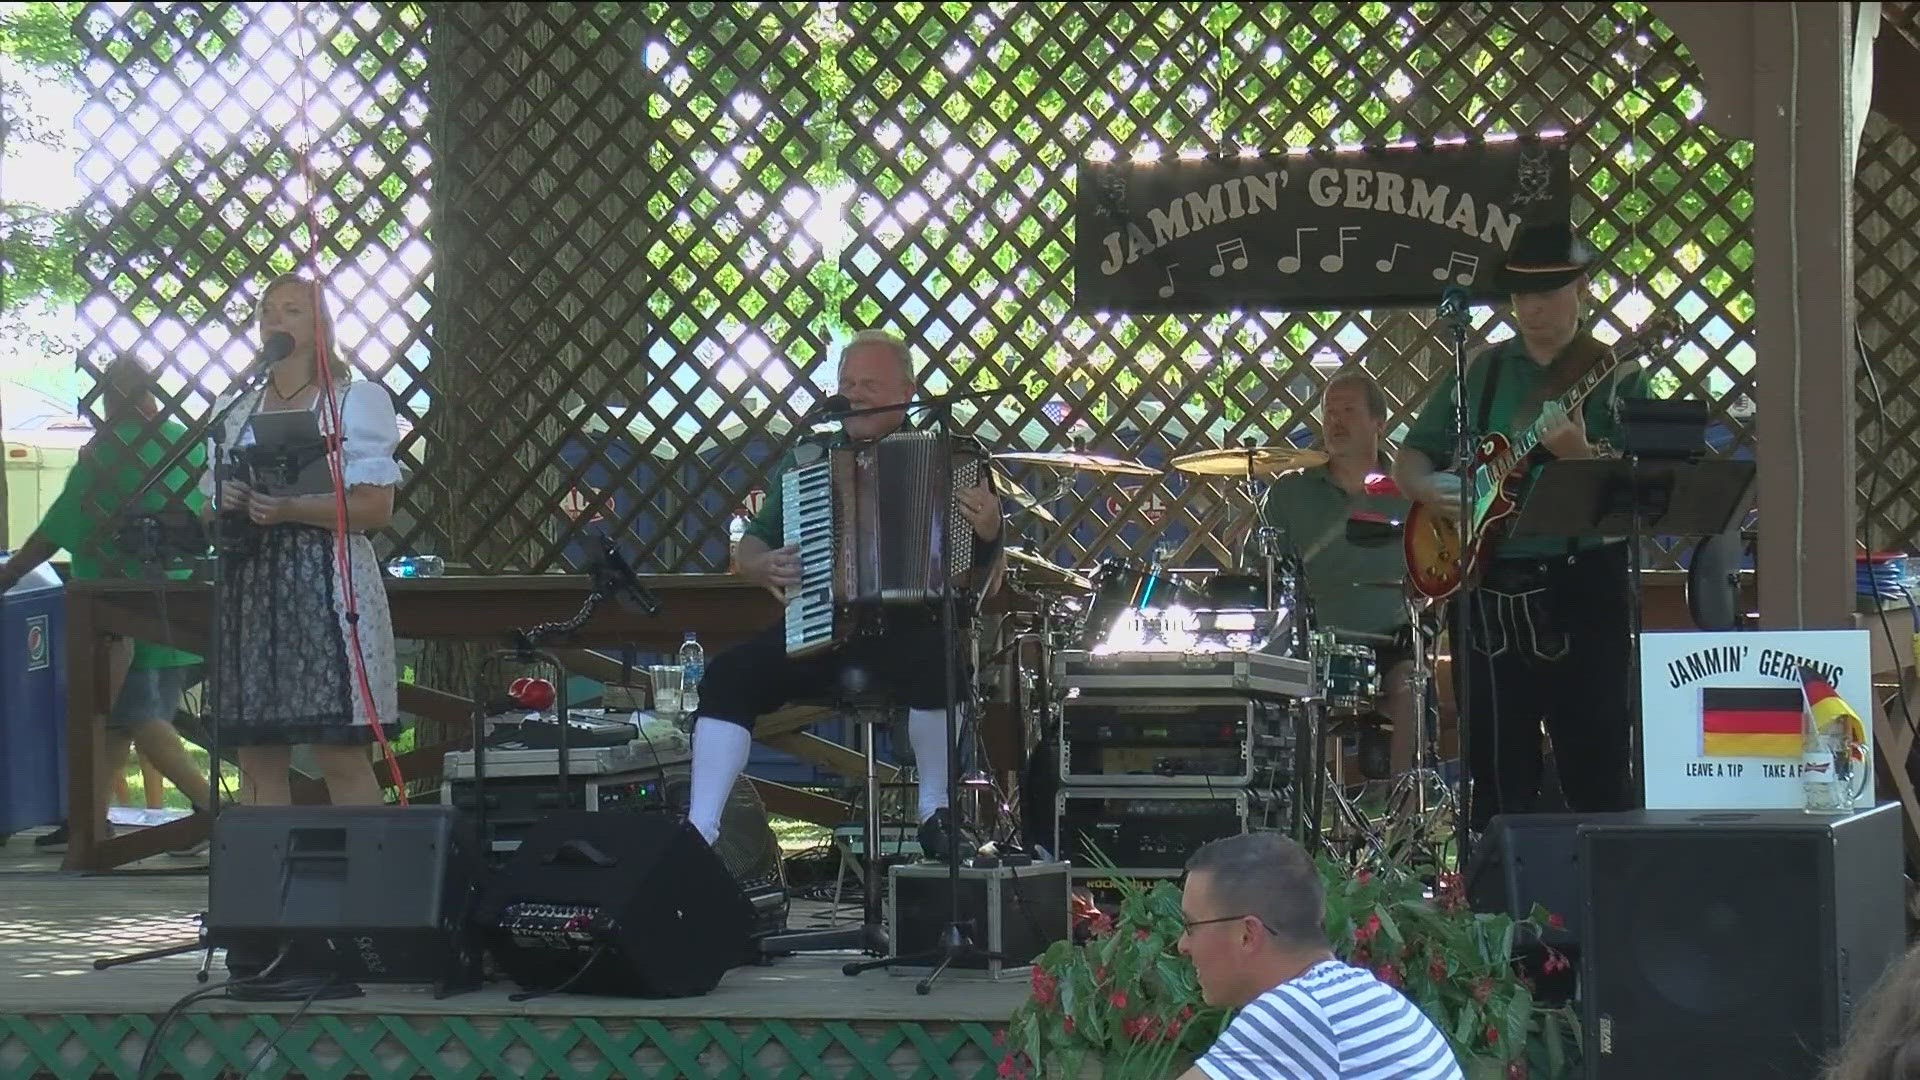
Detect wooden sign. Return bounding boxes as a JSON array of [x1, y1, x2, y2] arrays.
[[1074, 137, 1570, 314]]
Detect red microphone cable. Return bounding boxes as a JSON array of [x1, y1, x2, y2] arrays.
[[288, 4, 406, 803]]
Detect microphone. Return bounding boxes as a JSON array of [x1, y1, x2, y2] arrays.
[[810, 394, 851, 421], [237, 331, 296, 384], [1436, 286, 1471, 322], [588, 538, 662, 617]]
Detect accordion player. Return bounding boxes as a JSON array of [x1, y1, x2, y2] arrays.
[[781, 430, 998, 657]]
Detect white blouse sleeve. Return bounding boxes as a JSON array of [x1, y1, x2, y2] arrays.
[[340, 382, 404, 489]]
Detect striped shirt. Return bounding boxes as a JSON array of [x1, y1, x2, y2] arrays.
[[1197, 960, 1464, 1080]]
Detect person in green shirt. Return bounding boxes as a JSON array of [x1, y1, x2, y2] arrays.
[[1392, 222, 1650, 829], [687, 330, 1006, 861], [1247, 368, 1418, 776], [0, 356, 215, 852]]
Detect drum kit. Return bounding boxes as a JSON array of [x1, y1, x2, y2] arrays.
[[985, 443, 1460, 871]]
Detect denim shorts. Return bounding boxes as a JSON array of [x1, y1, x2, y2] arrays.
[[109, 664, 202, 731]]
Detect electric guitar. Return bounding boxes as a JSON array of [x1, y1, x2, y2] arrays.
[[1402, 316, 1679, 600]]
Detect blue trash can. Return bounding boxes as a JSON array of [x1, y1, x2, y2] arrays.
[[0, 561, 67, 835]]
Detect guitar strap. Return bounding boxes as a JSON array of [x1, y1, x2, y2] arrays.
[[1473, 353, 1507, 564]]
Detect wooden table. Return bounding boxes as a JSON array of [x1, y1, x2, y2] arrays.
[[61, 575, 779, 870]]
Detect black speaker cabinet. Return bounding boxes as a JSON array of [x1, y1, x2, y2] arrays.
[[1580, 805, 1906, 1080], [206, 805, 486, 990], [473, 810, 754, 998], [1466, 813, 1598, 949]]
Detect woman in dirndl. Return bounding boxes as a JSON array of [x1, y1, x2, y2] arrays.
[[199, 273, 402, 806]]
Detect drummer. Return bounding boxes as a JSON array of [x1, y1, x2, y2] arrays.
[[1245, 368, 1416, 774]]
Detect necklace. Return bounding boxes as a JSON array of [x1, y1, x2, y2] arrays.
[[269, 377, 314, 401]]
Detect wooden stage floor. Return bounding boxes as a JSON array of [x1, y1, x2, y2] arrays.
[[0, 826, 1019, 1078]]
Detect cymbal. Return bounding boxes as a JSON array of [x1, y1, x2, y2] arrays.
[[1003, 547, 1093, 592], [1170, 446, 1329, 477], [991, 465, 1058, 525], [994, 450, 1161, 477]]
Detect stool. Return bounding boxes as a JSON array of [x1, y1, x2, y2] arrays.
[[757, 677, 910, 959]]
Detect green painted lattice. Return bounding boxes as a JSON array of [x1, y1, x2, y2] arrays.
[[0, 1015, 1005, 1080]]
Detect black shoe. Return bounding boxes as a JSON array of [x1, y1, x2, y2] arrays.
[[33, 824, 71, 852], [918, 808, 975, 862]]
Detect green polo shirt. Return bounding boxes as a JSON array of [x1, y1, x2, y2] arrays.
[[1247, 460, 1411, 638], [36, 419, 205, 670], [1403, 337, 1652, 560]]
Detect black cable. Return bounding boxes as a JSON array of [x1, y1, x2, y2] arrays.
[[136, 941, 296, 1080], [238, 977, 331, 1080], [1853, 327, 1920, 743], [508, 945, 609, 1003]]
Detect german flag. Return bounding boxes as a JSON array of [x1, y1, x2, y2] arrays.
[[1799, 668, 1869, 764], [1699, 687, 1804, 758]]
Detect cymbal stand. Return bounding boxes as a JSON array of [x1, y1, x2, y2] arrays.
[[1379, 593, 1458, 873]]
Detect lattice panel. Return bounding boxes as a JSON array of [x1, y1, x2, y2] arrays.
[[0, 1015, 1002, 1080], [69, 2, 1796, 576], [71, 1, 433, 563], [1856, 3, 1920, 551]]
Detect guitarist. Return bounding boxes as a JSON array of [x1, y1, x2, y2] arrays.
[[1391, 222, 1651, 829]]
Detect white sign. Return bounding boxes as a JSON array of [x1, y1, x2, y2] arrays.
[[1640, 629, 1875, 810]]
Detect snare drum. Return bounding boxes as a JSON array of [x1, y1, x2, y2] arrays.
[[1312, 632, 1379, 710]]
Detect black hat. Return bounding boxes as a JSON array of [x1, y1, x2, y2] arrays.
[[1495, 221, 1596, 295]]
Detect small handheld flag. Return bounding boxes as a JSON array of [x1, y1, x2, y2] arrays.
[[1799, 666, 1868, 766]]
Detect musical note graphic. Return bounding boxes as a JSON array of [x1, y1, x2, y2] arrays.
[[1276, 227, 1319, 274], [1320, 226, 1361, 273], [1375, 242, 1409, 273], [1209, 239, 1249, 277], [1158, 264, 1178, 299], [1431, 252, 1480, 285]]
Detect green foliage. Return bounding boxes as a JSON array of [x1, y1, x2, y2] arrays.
[[1001, 851, 1581, 1080]]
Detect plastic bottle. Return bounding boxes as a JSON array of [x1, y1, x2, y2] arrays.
[[386, 555, 445, 578], [727, 513, 749, 572], [678, 631, 705, 713], [1803, 709, 1846, 815]]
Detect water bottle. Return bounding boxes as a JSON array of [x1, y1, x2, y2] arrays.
[[727, 513, 749, 572], [386, 555, 445, 579], [1802, 711, 1847, 815], [678, 631, 705, 713]]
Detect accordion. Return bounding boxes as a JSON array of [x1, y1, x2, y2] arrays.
[[782, 431, 988, 656]]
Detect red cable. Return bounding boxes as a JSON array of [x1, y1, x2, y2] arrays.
[[289, 4, 406, 804]]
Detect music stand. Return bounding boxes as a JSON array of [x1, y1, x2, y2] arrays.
[[1506, 456, 1756, 803]]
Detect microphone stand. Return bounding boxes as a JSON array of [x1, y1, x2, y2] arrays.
[[92, 368, 276, 980], [1439, 293, 1478, 868], [827, 391, 1007, 994]]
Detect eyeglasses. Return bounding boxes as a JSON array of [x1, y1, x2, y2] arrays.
[[1181, 914, 1256, 934]]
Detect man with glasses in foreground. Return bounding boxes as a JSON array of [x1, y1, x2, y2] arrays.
[[1175, 833, 1463, 1080]]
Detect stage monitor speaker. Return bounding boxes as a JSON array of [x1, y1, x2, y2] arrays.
[[473, 810, 754, 998], [1465, 812, 1597, 949], [1581, 805, 1906, 1080], [206, 805, 486, 991]]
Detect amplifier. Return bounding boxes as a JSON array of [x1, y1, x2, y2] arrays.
[[1060, 695, 1295, 786], [1055, 786, 1291, 871], [443, 765, 790, 937], [887, 861, 1071, 981], [1055, 648, 1314, 701]]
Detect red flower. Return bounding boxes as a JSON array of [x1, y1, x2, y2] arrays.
[[1373, 963, 1402, 987], [1352, 946, 1372, 966], [1162, 1019, 1183, 1041], [1473, 977, 1494, 1003], [1093, 965, 1108, 984], [1428, 957, 1448, 982], [1484, 1025, 1500, 1046], [1356, 869, 1372, 884], [1353, 913, 1381, 945], [1089, 912, 1115, 937], [1547, 912, 1566, 931], [1135, 927, 1152, 942], [1063, 1016, 1075, 1036], [1109, 990, 1129, 1009], [1543, 948, 1571, 975], [1030, 967, 1056, 1007], [1507, 1062, 1529, 1080], [1123, 1016, 1155, 1041], [1178, 1006, 1193, 1021], [998, 1054, 1017, 1077], [993, 1030, 1006, 1046]]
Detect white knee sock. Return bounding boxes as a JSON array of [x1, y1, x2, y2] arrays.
[[907, 708, 951, 823], [689, 718, 751, 844]]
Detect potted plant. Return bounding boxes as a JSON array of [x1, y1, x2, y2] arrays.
[[999, 854, 1580, 1080]]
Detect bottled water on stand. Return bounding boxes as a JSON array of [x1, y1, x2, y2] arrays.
[[678, 631, 705, 714], [386, 555, 445, 578], [1803, 710, 1848, 814]]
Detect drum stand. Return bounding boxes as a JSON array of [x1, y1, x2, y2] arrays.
[[1378, 595, 1459, 872]]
